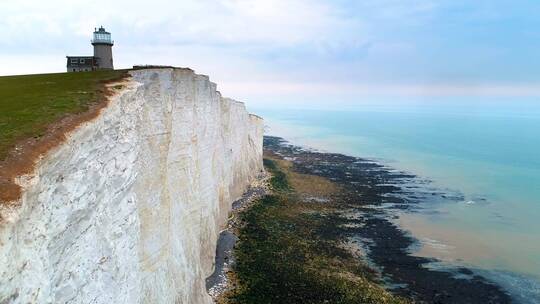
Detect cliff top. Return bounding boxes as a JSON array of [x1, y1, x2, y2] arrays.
[[0, 70, 128, 206]]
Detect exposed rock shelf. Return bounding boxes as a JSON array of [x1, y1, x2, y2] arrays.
[[0, 68, 264, 304]]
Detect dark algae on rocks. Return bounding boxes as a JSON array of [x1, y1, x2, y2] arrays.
[[223, 147, 409, 303], [249, 136, 512, 304]]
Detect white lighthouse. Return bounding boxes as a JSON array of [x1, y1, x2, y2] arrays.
[[92, 26, 114, 70]]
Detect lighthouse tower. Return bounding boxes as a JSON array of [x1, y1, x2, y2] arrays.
[[91, 26, 114, 70]]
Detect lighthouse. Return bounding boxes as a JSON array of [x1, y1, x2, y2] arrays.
[[66, 26, 115, 72], [92, 26, 114, 70]]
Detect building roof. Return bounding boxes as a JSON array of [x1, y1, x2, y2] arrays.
[[66, 56, 95, 59]]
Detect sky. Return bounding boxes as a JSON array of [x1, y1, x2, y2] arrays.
[[1, 0, 540, 108]]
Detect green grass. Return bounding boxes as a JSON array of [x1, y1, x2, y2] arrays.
[[0, 70, 126, 161], [227, 158, 409, 304]]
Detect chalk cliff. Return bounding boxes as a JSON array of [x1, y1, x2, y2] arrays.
[[0, 68, 264, 304]]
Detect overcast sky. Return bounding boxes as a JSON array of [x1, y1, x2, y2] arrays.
[[1, 0, 539, 107]]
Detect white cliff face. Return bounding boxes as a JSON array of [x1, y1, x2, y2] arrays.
[[0, 68, 264, 304]]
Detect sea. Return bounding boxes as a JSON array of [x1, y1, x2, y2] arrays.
[[251, 99, 540, 303]]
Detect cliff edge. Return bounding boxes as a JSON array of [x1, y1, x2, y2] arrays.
[[0, 68, 264, 304]]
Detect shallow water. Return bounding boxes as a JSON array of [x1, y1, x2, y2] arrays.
[[252, 101, 540, 302]]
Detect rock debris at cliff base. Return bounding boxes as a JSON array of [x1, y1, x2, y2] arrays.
[[206, 178, 269, 301]]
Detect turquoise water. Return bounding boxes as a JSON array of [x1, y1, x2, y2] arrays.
[[252, 101, 540, 302]]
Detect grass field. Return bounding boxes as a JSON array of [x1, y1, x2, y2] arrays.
[[0, 70, 126, 161]]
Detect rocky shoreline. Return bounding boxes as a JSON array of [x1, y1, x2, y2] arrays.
[[262, 136, 511, 304]]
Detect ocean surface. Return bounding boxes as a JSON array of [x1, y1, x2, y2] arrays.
[[252, 101, 540, 303]]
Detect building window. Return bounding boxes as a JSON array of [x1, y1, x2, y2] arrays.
[[71, 58, 78, 64], [80, 59, 85, 64]]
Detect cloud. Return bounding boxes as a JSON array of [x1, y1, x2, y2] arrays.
[[1, 0, 539, 102], [0, 0, 355, 48]]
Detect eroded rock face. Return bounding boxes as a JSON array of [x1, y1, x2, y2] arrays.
[[0, 68, 264, 304]]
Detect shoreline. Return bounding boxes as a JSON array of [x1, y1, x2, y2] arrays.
[[261, 136, 512, 303]]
